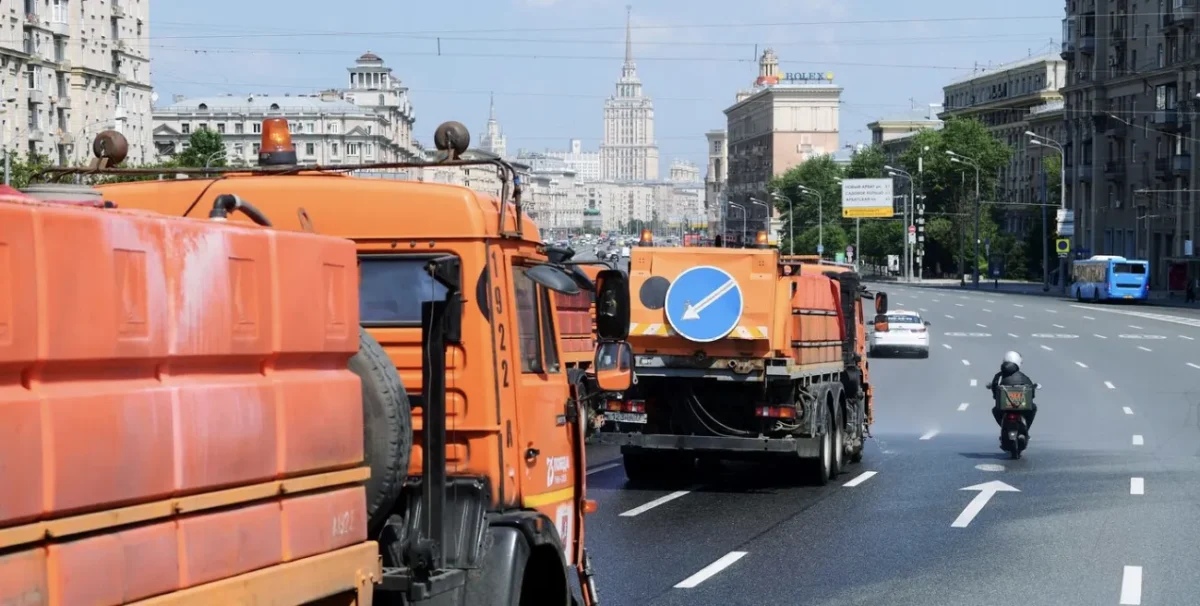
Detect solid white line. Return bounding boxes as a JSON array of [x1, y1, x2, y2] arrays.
[[943, 343, 952, 350], [920, 430, 939, 440], [587, 461, 621, 475], [1014, 315, 1026, 319], [1094, 334, 1108, 339], [1181, 335, 1195, 340], [1075, 361, 1088, 368], [1132, 435, 1144, 446], [1123, 406, 1133, 415], [1053, 324, 1065, 328], [946, 314, 955, 319], [842, 471, 878, 487], [958, 403, 970, 411], [1138, 346, 1152, 352], [1119, 565, 1142, 605], [674, 552, 748, 588], [970, 379, 978, 386], [1008, 332, 1019, 338], [1130, 478, 1144, 495], [976, 323, 987, 328], [1084, 315, 1096, 320], [1129, 324, 1143, 329], [961, 359, 970, 366], [1041, 345, 1053, 351], [620, 491, 691, 517], [1189, 362, 1200, 369], [1105, 381, 1116, 389]]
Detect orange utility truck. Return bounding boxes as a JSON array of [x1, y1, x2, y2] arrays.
[[17, 120, 635, 605], [597, 232, 887, 485]]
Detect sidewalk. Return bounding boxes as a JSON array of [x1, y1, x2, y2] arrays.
[[872, 277, 1200, 311]]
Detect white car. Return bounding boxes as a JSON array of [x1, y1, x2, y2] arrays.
[[868, 310, 931, 358]]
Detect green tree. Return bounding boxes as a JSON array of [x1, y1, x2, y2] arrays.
[[0, 151, 52, 189], [174, 129, 227, 168], [857, 219, 903, 265], [790, 223, 849, 258], [1022, 155, 1060, 283], [770, 154, 843, 255], [844, 145, 888, 179]]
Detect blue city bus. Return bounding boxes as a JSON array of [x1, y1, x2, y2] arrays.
[[1070, 255, 1150, 302]]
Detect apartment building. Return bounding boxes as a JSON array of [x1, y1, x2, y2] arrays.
[[705, 129, 727, 236], [1, 0, 153, 165]]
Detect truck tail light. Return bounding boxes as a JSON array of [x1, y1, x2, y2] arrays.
[[755, 406, 797, 419]]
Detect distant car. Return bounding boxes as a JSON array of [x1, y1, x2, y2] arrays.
[[868, 310, 931, 358]]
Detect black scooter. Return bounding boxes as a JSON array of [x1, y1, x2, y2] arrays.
[[985, 383, 1038, 459]]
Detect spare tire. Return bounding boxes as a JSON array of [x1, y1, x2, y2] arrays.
[[349, 327, 412, 535]]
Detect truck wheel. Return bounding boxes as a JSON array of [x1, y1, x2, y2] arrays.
[[830, 402, 845, 478], [622, 450, 694, 488], [349, 327, 412, 535], [807, 410, 833, 486]]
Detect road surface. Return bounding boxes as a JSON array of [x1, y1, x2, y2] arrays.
[[583, 284, 1200, 605]]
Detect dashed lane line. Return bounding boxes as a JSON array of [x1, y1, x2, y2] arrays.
[[957, 403, 970, 411], [587, 461, 622, 475], [1083, 315, 1096, 320], [942, 344, 952, 350], [1123, 406, 1133, 415], [976, 323, 988, 328], [983, 308, 992, 312], [675, 552, 748, 589], [1105, 381, 1116, 389], [1129, 324, 1144, 329], [1119, 565, 1142, 605], [1053, 324, 1065, 328], [970, 379, 978, 386], [1094, 334, 1108, 339], [1130, 478, 1144, 495], [1190, 363, 1200, 369], [842, 471, 878, 487], [620, 491, 691, 517], [1040, 345, 1053, 351], [945, 314, 956, 319], [1014, 304, 1025, 308], [1075, 361, 1088, 368], [920, 430, 939, 440], [961, 359, 970, 366], [1046, 309, 1058, 313], [1014, 315, 1026, 319], [986, 299, 995, 303], [919, 307, 928, 312], [1008, 332, 1019, 338], [1137, 346, 1152, 352], [955, 303, 964, 307], [1132, 435, 1144, 446], [1182, 335, 1195, 341]]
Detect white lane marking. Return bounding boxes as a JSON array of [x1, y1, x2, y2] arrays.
[[1189, 363, 1200, 369], [1014, 315, 1026, 319], [933, 299, 941, 302], [1008, 332, 1019, 338], [919, 307, 928, 312], [961, 359, 970, 366], [945, 314, 955, 319], [1132, 435, 1144, 446], [1130, 478, 1144, 495], [1046, 309, 1058, 313], [983, 308, 992, 312], [1014, 303, 1024, 307], [952, 481, 1019, 528], [920, 429, 939, 440], [588, 461, 621, 475], [842, 471, 878, 487], [620, 491, 691, 517], [1040, 345, 1053, 351], [1137, 346, 1152, 352], [975, 463, 1005, 472], [1083, 315, 1096, 320], [976, 323, 987, 328], [1120, 565, 1142, 605], [674, 552, 748, 589], [1105, 381, 1116, 389], [986, 299, 995, 303], [1123, 406, 1133, 415], [955, 303, 964, 307], [1095, 334, 1108, 339], [970, 379, 978, 387], [957, 403, 970, 411], [942, 343, 952, 350], [1075, 361, 1088, 368], [1053, 324, 1065, 328], [1129, 324, 1143, 329], [1181, 335, 1195, 340], [1071, 304, 1200, 328], [959, 296, 968, 300]]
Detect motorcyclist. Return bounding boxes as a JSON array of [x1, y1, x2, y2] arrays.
[[988, 350, 1037, 432]]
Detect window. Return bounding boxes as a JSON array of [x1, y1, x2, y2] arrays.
[[538, 289, 561, 374], [329, 122, 340, 134], [234, 144, 243, 157], [346, 143, 359, 155], [305, 142, 315, 156], [305, 122, 314, 133], [1113, 262, 1146, 274], [252, 143, 260, 155], [252, 122, 262, 134], [358, 256, 449, 325], [363, 143, 374, 157], [234, 123, 244, 134], [512, 268, 544, 373], [181, 123, 190, 134], [331, 143, 340, 156]]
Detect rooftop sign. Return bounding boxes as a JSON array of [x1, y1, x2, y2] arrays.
[[783, 72, 834, 83]]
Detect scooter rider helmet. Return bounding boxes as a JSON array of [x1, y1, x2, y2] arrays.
[[1003, 351, 1023, 366]]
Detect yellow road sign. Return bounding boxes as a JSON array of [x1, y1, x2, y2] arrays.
[[1055, 238, 1070, 256]]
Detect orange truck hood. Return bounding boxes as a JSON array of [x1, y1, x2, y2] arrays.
[[628, 247, 779, 354]]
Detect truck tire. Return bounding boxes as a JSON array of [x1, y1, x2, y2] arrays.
[[807, 408, 834, 486], [830, 396, 846, 478], [848, 397, 866, 465], [567, 368, 596, 441], [349, 327, 412, 535], [622, 449, 694, 488]]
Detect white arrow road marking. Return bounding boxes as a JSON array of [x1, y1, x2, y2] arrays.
[[682, 279, 737, 320], [842, 471, 877, 487], [951, 480, 1019, 528], [621, 491, 690, 517], [674, 552, 748, 588], [1120, 566, 1142, 605], [920, 429, 939, 440]]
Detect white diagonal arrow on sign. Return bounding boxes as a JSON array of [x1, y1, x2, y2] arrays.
[[951, 480, 1019, 528], [682, 279, 737, 320]]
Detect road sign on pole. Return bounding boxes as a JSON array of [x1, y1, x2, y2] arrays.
[[816, 243, 824, 254], [664, 266, 744, 343], [1055, 238, 1071, 258]]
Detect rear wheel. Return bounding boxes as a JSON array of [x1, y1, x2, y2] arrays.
[[807, 411, 834, 486], [830, 403, 846, 477], [350, 328, 412, 536]]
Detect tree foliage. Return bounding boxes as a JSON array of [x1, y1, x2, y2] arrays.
[[174, 129, 227, 168], [0, 151, 52, 189]]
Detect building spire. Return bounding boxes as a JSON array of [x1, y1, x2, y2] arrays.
[[624, 5, 633, 66], [489, 91, 496, 121]]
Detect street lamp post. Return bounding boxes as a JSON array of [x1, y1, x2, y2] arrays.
[[749, 197, 769, 244], [885, 165, 914, 281], [796, 185, 824, 255], [947, 150, 983, 288], [770, 191, 794, 255], [729, 202, 747, 246], [1026, 131, 1067, 292]]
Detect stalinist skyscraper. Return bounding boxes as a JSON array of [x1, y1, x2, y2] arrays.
[[600, 6, 659, 181]]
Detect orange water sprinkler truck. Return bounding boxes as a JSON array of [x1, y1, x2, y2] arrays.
[[9, 119, 637, 605], [596, 231, 889, 485]]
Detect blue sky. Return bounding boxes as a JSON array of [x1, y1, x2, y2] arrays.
[[153, 0, 1063, 169]]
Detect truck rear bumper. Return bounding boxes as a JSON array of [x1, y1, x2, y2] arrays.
[[596, 432, 822, 458]]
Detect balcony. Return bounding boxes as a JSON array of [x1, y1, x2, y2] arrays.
[[58, 132, 74, 145], [27, 129, 44, 142], [1154, 108, 1181, 131], [27, 89, 44, 104], [112, 2, 125, 18], [1061, 39, 1076, 58], [48, 20, 68, 36], [54, 95, 70, 108], [1104, 160, 1126, 180], [1173, 153, 1192, 172], [1080, 34, 1096, 53]]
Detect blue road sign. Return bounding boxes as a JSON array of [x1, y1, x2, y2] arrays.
[[816, 244, 825, 254], [664, 266, 744, 343]]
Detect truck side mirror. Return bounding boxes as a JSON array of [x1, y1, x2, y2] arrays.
[[594, 341, 633, 392], [875, 292, 888, 314], [594, 269, 630, 340]]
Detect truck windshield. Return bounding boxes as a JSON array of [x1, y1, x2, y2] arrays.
[[359, 256, 449, 325]]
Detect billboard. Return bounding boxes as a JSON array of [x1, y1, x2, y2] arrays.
[[841, 178, 895, 218]]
